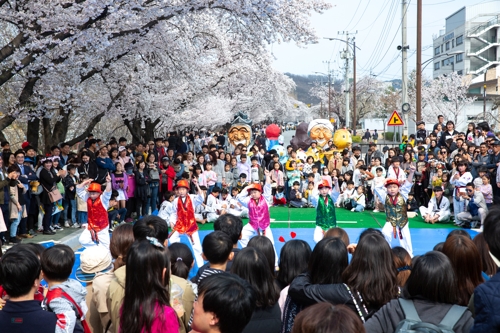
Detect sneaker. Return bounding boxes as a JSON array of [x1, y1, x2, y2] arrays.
[[109, 227, 114, 233], [49, 225, 55, 231], [373, 209, 380, 213], [43, 230, 56, 235], [9, 237, 21, 244], [81, 223, 88, 229], [19, 234, 34, 239], [53, 225, 63, 230], [351, 208, 356, 212], [28, 229, 37, 237], [64, 220, 71, 228], [71, 223, 80, 229]]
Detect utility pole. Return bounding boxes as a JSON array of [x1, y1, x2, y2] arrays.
[[416, 0, 422, 122], [324, 60, 332, 120], [484, 71, 487, 119], [353, 38, 357, 134], [401, 0, 409, 135], [340, 31, 356, 131]]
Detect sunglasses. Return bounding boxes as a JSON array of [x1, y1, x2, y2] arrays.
[[466, 189, 473, 192], [441, 151, 447, 154]]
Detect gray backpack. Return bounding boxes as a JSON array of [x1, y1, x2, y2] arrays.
[[394, 298, 467, 333]]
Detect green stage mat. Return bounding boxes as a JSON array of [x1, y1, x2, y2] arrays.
[[197, 207, 457, 231]]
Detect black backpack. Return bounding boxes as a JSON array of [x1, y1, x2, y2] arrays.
[[394, 299, 467, 333]]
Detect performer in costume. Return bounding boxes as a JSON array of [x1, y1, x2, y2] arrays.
[[310, 178, 340, 243], [237, 169, 278, 262], [374, 166, 416, 257], [77, 174, 112, 249], [168, 178, 205, 267]]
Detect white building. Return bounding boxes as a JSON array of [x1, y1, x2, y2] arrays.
[[433, 1, 500, 78]]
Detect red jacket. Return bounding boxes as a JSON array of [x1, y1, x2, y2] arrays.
[[159, 164, 176, 193]]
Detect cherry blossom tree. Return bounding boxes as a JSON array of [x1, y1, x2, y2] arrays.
[[421, 72, 476, 128], [0, 0, 331, 148]]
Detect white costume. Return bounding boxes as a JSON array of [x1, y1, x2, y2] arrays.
[[449, 171, 473, 219], [419, 195, 451, 223], [386, 166, 406, 184]]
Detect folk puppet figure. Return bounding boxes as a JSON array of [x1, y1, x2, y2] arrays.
[[168, 178, 205, 267], [374, 166, 416, 257]]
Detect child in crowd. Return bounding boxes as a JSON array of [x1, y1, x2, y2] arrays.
[[406, 192, 419, 218], [372, 167, 386, 213], [204, 186, 226, 222], [222, 163, 234, 190], [350, 185, 366, 212], [192, 231, 234, 284], [303, 181, 315, 207], [107, 191, 127, 229], [270, 162, 285, 190], [480, 174, 493, 208], [336, 180, 355, 208], [42, 244, 89, 333], [311, 165, 322, 186], [236, 173, 249, 193], [158, 191, 175, 223], [273, 186, 286, 206], [321, 167, 332, 188], [250, 157, 264, 184], [111, 162, 128, 211], [77, 174, 112, 249], [289, 181, 307, 208], [203, 162, 217, 195], [76, 174, 89, 226], [341, 158, 353, 174]]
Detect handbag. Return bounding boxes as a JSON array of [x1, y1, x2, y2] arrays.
[[149, 168, 160, 180], [42, 170, 63, 203], [44, 185, 63, 203]]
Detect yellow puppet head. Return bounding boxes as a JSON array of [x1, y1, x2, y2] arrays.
[[333, 128, 352, 150]]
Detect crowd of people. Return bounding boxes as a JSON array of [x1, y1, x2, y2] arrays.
[[0, 116, 500, 332]]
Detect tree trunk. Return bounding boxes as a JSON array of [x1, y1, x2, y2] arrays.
[[26, 118, 40, 149], [42, 117, 52, 153], [124, 117, 144, 143], [51, 107, 71, 146]]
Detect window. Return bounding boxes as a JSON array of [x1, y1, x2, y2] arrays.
[[446, 42, 450, 50], [435, 46, 440, 55], [457, 70, 463, 75], [434, 62, 440, 70], [456, 35, 463, 45], [452, 40, 455, 48], [441, 45, 444, 52], [456, 53, 463, 63]]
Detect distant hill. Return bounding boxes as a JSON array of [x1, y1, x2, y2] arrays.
[[285, 73, 402, 104]]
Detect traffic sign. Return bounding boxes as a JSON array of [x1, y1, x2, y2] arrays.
[[387, 110, 404, 126]]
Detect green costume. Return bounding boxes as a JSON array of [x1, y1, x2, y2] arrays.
[[316, 195, 337, 230], [385, 194, 408, 229]]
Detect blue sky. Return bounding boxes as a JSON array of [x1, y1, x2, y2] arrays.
[[271, 0, 480, 81]]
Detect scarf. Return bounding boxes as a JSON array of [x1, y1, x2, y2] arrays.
[[174, 195, 198, 236]]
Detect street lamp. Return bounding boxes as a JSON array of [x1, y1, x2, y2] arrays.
[[324, 37, 361, 132], [313, 71, 332, 120]]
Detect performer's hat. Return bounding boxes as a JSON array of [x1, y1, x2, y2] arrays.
[[318, 179, 331, 189], [246, 183, 263, 193], [88, 182, 102, 193], [176, 179, 190, 190], [385, 178, 400, 188]]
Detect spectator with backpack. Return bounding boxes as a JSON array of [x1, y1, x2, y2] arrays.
[[41, 244, 90, 333], [364, 251, 473, 333]]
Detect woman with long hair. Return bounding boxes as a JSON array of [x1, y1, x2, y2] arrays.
[[442, 234, 484, 306], [392, 246, 412, 287], [120, 239, 179, 333], [134, 160, 150, 218], [91, 224, 134, 331], [231, 247, 281, 333], [146, 153, 160, 214], [364, 251, 473, 333], [39, 157, 66, 235], [168, 242, 194, 280], [276, 240, 312, 291], [289, 232, 398, 323], [473, 232, 497, 279], [247, 236, 277, 276]]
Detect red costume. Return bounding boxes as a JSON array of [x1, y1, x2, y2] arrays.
[[173, 195, 198, 236], [87, 196, 108, 232]]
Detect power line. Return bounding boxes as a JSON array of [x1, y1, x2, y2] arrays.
[[344, 0, 363, 31], [348, 0, 372, 31]]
